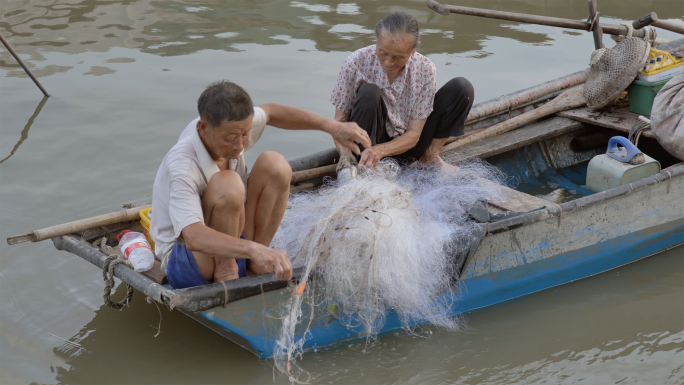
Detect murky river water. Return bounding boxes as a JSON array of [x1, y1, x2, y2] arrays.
[[1, 0, 683, 383]]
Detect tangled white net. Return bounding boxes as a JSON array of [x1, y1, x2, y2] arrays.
[[271, 159, 506, 382]]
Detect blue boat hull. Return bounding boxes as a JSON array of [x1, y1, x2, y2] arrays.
[[187, 200, 683, 359], [179, 127, 684, 359]]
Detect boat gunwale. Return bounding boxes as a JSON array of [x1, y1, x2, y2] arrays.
[[485, 162, 684, 235], [52, 161, 684, 313]]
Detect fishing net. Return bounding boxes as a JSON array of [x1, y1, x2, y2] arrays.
[[584, 37, 650, 110], [271, 159, 507, 382]]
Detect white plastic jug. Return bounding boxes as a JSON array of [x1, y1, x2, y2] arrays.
[[117, 230, 154, 272]]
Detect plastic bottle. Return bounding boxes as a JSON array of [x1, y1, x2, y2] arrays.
[[117, 230, 154, 272], [337, 166, 357, 185]]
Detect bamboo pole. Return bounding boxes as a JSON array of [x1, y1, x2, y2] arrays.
[[291, 164, 337, 184], [465, 69, 588, 125], [427, 0, 646, 38], [441, 86, 586, 153], [7, 204, 150, 245], [0, 32, 50, 97]]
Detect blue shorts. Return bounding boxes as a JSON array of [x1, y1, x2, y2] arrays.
[[167, 235, 247, 289]]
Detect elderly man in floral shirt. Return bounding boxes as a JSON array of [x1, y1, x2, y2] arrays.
[[331, 12, 474, 168]]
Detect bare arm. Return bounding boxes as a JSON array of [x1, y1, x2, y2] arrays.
[[333, 107, 353, 153], [359, 119, 427, 168], [260, 104, 370, 154], [182, 223, 292, 280], [334, 107, 349, 123]]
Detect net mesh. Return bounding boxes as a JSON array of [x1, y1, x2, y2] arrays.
[[270, 159, 508, 382], [584, 37, 650, 110]]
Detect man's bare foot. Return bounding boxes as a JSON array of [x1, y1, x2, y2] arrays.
[[213, 258, 240, 282]]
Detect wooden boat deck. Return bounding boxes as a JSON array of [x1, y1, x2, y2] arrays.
[[558, 106, 655, 138], [480, 179, 551, 213]]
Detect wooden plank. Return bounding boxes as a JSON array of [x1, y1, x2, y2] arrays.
[[442, 116, 585, 163], [141, 259, 168, 285], [558, 106, 655, 138], [479, 179, 551, 213]]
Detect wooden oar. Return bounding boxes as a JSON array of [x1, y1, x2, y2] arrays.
[[631, 12, 684, 36], [441, 85, 586, 153], [427, 0, 648, 38], [7, 204, 151, 245]]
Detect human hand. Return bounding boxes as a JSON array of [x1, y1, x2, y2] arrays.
[[330, 121, 371, 155], [359, 146, 383, 168], [247, 243, 292, 280]]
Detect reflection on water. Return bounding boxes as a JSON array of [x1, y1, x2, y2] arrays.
[[50, 284, 278, 384], [3, 0, 683, 77], [0, 95, 48, 164], [51, 246, 684, 384]]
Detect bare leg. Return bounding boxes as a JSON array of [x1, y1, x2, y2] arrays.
[[243, 151, 292, 274], [193, 170, 245, 282]]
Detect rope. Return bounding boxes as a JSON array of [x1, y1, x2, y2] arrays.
[[501, 94, 515, 119], [146, 297, 163, 337], [220, 280, 229, 308], [611, 23, 634, 43], [665, 171, 672, 194], [629, 119, 650, 147], [545, 204, 563, 227], [611, 24, 656, 45], [95, 237, 118, 255], [587, 12, 599, 32], [642, 27, 657, 46], [102, 255, 134, 310]]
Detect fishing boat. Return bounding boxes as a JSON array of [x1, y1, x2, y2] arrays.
[[7, 0, 684, 357], [7, 63, 680, 358]]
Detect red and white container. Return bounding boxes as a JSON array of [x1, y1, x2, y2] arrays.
[[117, 230, 154, 272]]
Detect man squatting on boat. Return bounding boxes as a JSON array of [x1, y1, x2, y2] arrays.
[[331, 12, 474, 168], [150, 82, 372, 289]]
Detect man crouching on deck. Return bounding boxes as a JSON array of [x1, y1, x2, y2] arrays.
[[151, 80, 371, 289]]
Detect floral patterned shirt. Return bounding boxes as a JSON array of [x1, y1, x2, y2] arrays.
[[330, 44, 437, 138]]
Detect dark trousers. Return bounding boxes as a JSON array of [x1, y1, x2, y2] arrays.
[[350, 77, 474, 163]]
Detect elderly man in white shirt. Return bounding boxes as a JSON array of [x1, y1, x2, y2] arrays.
[[151, 80, 371, 289]]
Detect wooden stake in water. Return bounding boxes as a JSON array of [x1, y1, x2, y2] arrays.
[[0, 32, 51, 97]]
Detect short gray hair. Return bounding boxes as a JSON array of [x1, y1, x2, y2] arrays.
[[374, 12, 420, 49], [197, 80, 253, 126]]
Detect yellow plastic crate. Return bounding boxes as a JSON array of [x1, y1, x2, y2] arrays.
[[139, 207, 155, 251]]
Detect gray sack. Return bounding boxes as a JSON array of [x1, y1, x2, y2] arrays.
[[651, 74, 684, 161]]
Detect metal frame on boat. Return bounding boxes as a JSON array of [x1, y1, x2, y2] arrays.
[[45, 70, 683, 358]]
